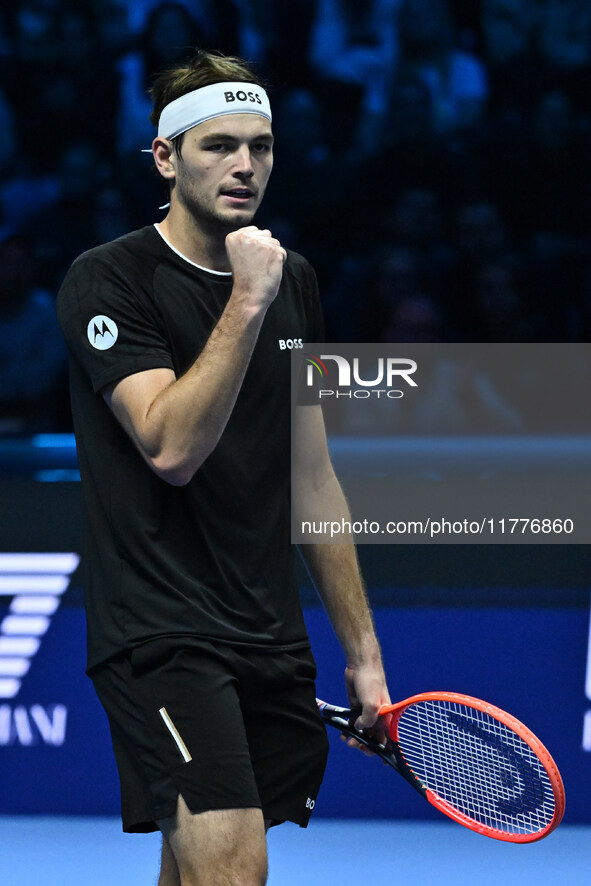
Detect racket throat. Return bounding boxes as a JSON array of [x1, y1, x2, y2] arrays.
[[391, 744, 430, 799]]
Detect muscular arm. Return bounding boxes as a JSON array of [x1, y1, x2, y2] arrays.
[[103, 227, 285, 486], [293, 404, 390, 732]]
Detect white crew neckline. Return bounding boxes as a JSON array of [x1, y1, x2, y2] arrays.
[[154, 223, 232, 276]]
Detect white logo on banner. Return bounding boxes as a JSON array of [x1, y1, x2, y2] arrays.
[[0, 553, 79, 746], [584, 596, 591, 751]]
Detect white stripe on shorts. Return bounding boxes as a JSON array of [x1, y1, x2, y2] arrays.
[[158, 707, 193, 763]]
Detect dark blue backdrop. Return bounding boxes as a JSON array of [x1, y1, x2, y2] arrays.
[[0, 462, 588, 824], [1, 595, 589, 824]]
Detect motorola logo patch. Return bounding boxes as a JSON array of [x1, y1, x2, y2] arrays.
[[87, 315, 118, 350]]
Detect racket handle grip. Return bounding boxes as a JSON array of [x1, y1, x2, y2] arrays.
[[317, 699, 349, 717]]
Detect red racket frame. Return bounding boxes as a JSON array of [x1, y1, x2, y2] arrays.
[[318, 691, 565, 843]]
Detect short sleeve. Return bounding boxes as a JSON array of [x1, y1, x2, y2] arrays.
[[302, 259, 325, 345], [57, 250, 175, 393], [297, 258, 325, 406]]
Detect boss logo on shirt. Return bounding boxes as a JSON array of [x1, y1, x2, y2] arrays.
[[278, 338, 303, 350], [224, 90, 263, 105], [87, 315, 118, 350]]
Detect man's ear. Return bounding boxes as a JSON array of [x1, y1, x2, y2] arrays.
[[152, 138, 176, 180]]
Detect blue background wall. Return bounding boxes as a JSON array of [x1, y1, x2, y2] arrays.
[[1, 600, 588, 823], [0, 470, 588, 825]]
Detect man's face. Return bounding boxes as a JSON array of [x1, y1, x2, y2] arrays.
[[170, 113, 274, 231]]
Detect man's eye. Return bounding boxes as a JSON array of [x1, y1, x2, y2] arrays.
[[252, 143, 271, 154], [206, 143, 229, 152]]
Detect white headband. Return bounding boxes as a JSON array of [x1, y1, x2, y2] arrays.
[[158, 81, 272, 139]]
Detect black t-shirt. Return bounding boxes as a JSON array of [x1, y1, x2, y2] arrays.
[[57, 225, 323, 671]]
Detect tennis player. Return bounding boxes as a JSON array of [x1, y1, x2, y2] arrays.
[[57, 50, 389, 886]]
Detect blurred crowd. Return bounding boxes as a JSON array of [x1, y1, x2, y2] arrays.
[[0, 0, 590, 433]]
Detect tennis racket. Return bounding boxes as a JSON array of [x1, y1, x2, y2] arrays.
[[317, 692, 565, 843]]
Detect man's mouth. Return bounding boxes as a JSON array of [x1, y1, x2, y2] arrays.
[[220, 187, 256, 203]]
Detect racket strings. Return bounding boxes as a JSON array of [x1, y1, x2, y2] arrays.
[[396, 701, 556, 835]]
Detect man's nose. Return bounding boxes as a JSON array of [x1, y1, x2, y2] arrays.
[[232, 145, 254, 178]]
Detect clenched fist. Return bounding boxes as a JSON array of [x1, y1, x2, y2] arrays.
[[226, 226, 287, 313]]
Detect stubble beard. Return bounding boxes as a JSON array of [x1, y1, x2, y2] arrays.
[[176, 179, 263, 238]]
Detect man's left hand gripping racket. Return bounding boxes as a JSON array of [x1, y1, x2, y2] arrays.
[[317, 692, 565, 843]]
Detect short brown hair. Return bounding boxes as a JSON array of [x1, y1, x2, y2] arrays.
[[150, 49, 266, 133]]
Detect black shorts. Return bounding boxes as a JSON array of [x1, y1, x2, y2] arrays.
[[91, 638, 329, 833]]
